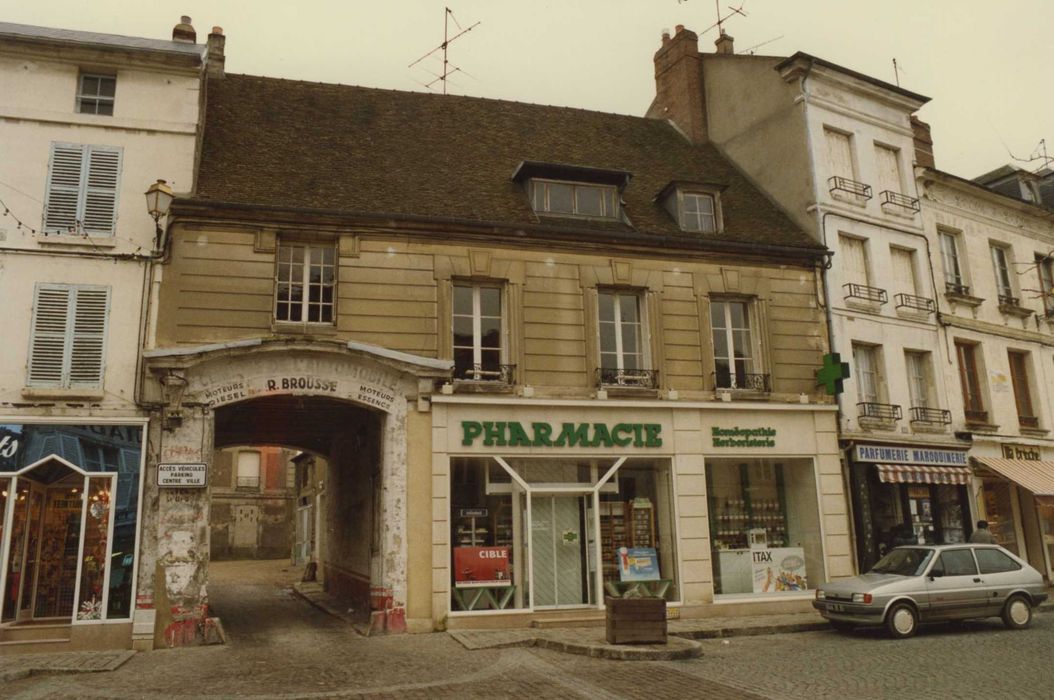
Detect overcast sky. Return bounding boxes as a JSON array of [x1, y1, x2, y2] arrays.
[[7, 0, 1052, 178]]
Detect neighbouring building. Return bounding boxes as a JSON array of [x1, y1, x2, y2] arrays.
[[0, 18, 217, 652], [137, 48, 857, 642], [647, 26, 974, 572], [209, 446, 297, 560], [918, 164, 1054, 581]]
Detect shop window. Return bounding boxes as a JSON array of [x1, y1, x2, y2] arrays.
[[448, 457, 677, 613], [707, 458, 824, 596], [981, 479, 1020, 556], [76, 476, 113, 619], [452, 283, 507, 382], [275, 241, 336, 325]]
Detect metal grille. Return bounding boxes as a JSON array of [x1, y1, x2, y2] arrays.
[[857, 402, 902, 421], [909, 406, 951, 425], [712, 370, 770, 392], [828, 175, 873, 199], [843, 283, 888, 304], [597, 367, 658, 389], [454, 364, 515, 384], [894, 293, 935, 313], [879, 190, 920, 212]]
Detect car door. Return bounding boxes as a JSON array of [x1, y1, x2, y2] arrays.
[[924, 548, 986, 620], [973, 546, 1025, 615]]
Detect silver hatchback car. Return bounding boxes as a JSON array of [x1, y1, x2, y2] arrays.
[[812, 544, 1048, 639]]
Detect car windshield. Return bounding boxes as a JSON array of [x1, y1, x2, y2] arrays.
[[869, 547, 934, 576]]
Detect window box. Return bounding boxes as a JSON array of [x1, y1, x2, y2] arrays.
[[857, 402, 902, 422], [843, 283, 888, 305], [828, 175, 872, 203], [879, 189, 920, 214], [894, 293, 935, 314], [909, 406, 951, 426]]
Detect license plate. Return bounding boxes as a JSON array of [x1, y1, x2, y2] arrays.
[[828, 603, 845, 612]]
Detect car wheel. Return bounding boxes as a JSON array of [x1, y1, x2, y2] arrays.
[[1002, 595, 1033, 630], [885, 602, 918, 639], [829, 621, 854, 633]]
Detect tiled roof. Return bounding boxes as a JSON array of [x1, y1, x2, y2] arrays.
[[194, 74, 822, 252], [0, 22, 206, 58]]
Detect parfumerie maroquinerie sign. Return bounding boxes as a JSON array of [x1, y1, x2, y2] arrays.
[[461, 421, 662, 448], [854, 445, 968, 466], [158, 462, 208, 487]]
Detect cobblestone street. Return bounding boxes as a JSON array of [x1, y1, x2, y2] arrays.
[[4, 560, 1053, 699]]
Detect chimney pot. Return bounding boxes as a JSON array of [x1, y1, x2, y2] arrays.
[[211, 26, 224, 35], [715, 31, 735, 55], [675, 24, 685, 34], [172, 16, 196, 43], [661, 28, 670, 46]]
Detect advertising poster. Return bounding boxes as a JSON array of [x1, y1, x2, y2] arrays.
[[751, 547, 808, 593], [453, 546, 511, 587], [617, 546, 660, 582]]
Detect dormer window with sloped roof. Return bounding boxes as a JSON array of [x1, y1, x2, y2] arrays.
[[512, 160, 630, 222], [656, 181, 725, 234]]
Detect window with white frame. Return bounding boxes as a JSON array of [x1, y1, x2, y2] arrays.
[[77, 74, 116, 115], [275, 241, 336, 324], [452, 283, 506, 381], [598, 289, 648, 385], [43, 143, 122, 235], [939, 230, 966, 293], [530, 179, 619, 219], [237, 451, 261, 489], [680, 192, 717, 233], [710, 299, 759, 390], [990, 244, 1015, 302], [905, 351, 933, 409], [1037, 254, 1054, 316], [27, 283, 110, 389], [852, 343, 881, 404]]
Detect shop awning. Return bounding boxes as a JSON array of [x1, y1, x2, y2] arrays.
[[973, 457, 1054, 497], [876, 464, 971, 485]]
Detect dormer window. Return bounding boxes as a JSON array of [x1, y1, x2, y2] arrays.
[[530, 179, 619, 219], [656, 181, 725, 234]]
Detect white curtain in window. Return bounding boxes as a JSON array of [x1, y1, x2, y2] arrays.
[[905, 352, 929, 408], [853, 345, 879, 403]]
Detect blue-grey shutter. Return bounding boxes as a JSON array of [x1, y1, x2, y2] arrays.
[[82, 146, 122, 235], [43, 144, 85, 233], [27, 284, 110, 388], [68, 286, 110, 386], [42, 143, 122, 235], [27, 285, 72, 385]]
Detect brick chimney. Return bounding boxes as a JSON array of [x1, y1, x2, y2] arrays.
[[172, 15, 196, 43], [714, 31, 734, 55], [911, 116, 935, 168], [648, 25, 708, 144], [206, 27, 226, 78]]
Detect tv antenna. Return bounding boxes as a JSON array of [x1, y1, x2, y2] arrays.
[[408, 7, 481, 95], [739, 35, 783, 55]]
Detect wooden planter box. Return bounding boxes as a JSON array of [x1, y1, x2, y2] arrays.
[[605, 596, 667, 645]]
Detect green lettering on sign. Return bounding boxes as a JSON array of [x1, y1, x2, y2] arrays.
[[460, 421, 664, 448]]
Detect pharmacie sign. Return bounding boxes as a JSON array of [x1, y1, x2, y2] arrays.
[[460, 421, 662, 448], [854, 445, 968, 466]]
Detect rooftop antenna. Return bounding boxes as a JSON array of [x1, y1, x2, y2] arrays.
[[408, 7, 480, 95], [690, 2, 748, 37], [892, 58, 900, 87], [739, 35, 783, 55]]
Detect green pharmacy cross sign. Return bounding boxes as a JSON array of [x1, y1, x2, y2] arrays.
[[816, 353, 851, 396]]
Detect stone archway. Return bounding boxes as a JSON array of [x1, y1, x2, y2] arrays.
[[136, 338, 449, 648]]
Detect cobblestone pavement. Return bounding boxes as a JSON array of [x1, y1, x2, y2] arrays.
[[4, 560, 1052, 699]]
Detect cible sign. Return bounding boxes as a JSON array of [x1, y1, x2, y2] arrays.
[[158, 462, 208, 488]]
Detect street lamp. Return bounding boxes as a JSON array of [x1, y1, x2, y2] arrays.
[[144, 179, 174, 248]]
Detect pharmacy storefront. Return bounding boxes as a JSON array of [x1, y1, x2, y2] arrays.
[[0, 421, 145, 648], [430, 399, 849, 625]]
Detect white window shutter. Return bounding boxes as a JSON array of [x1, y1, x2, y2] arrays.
[[28, 285, 72, 385], [68, 287, 110, 386], [43, 144, 85, 233], [82, 147, 122, 235]]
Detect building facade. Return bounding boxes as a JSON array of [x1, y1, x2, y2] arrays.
[[0, 19, 216, 652], [135, 62, 857, 644], [648, 27, 975, 572]]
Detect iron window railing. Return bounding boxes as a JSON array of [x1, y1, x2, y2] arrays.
[[945, 282, 971, 296], [455, 364, 516, 384], [828, 176, 873, 200], [909, 406, 952, 425], [597, 367, 659, 389], [964, 409, 989, 424], [879, 190, 921, 213], [857, 402, 902, 421], [843, 283, 888, 304], [894, 293, 935, 313], [998, 294, 1021, 307], [712, 370, 771, 392]]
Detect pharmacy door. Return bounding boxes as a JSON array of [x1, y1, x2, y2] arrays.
[[530, 494, 595, 608]]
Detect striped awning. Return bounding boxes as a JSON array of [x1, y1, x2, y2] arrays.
[[973, 457, 1054, 497], [876, 464, 971, 485]]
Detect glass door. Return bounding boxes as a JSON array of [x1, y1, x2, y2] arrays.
[[529, 494, 595, 608]]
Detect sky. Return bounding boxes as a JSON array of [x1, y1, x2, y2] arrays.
[[5, 0, 1052, 179]]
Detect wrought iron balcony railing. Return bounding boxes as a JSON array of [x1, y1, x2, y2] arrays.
[[879, 190, 921, 212], [998, 293, 1021, 307], [455, 363, 516, 384], [1019, 415, 1040, 429], [964, 409, 989, 424], [712, 370, 771, 392], [894, 293, 935, 314], [857, 402, 902, 421], [597, 367, 659, 389], [828, 175, 873, 200], [945, 282, 971, 296], [843, 283, 888, 304], [909, 406, 952, 425]]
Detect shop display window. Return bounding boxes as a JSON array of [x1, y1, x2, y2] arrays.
[[76, 477, 113, 620], [981, 479, 1020, 556], [1038, 499, 1054, 577], [707, 458, 824, 596], [449, 457, 678, 613]]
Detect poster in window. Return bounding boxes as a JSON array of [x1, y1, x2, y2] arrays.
[[751, 547, 808, 593], [453, 546, 510, 588], [617, 546, 660, 582]]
